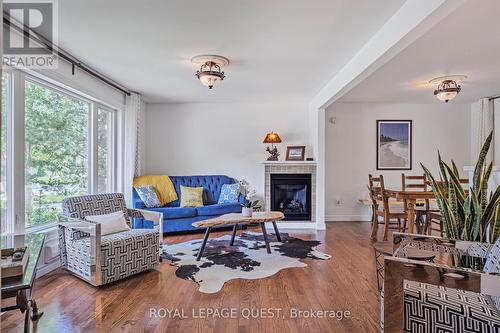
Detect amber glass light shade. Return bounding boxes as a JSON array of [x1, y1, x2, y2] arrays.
[[263, 132, 282, 144]]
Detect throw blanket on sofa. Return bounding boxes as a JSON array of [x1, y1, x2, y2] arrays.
[[133, 175, 178, 206]]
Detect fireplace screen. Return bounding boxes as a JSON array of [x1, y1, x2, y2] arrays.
[[270, 174, 311, 221]]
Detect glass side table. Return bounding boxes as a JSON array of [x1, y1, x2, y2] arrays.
[[1, 233, 46, 333], [373, 241, 436, 291]]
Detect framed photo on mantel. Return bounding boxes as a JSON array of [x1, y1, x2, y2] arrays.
[[286, 146, 306, 161], [376, 120, 412, 170]]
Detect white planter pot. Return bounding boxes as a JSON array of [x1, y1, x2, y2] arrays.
[[242, 207, 253, 217]]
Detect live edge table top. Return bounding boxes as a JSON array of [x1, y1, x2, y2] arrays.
[[192, 211, 285, 228]]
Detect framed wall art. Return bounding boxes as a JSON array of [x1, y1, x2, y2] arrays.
[[376, 120, 412, 170]]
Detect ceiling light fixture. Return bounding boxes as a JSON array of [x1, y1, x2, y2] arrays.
[[191, 55, 230, 89], [429, 75, 467, 102]]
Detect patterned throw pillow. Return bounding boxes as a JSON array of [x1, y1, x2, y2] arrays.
[[218, 183, 240, 204], [180, 186, 204, 207], [135, 186, 161, 208]]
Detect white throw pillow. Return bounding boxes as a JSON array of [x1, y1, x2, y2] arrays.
[[85, 211, 130, 236]]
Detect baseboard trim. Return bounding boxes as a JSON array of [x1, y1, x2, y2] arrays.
[[265, 222, 317, 230], [325, 215, 371, 222], [36, 259, 60, 278]]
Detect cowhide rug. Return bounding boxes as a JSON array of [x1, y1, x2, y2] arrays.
[[162, 232, 331, 293]]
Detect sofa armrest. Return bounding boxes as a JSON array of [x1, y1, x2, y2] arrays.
[[131, 187, 146, 209], [383, 256, 500, 333], [133, 198, 146, 209], [128, 208, 162, 226]]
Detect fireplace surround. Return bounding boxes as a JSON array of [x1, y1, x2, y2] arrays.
[[263, 161, 317, 224]]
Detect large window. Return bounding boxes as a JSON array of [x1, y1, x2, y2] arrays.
[[2, 71, 119, 232], [1, 73, 10, 234], [24, 81, 90, 227], [97, 108, 114, 193]]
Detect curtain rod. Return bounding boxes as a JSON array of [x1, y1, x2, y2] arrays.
[[3, 13, 132, 96], [489, 95, 500, 101]]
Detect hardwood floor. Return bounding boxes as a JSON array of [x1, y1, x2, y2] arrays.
[[2, 222, 384, 333]]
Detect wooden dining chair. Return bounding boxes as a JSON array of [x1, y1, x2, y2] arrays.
[[425, 211, 444, 236], [424, 178, 469, 236], [401, 174, 438, 233], [369, 174, 407, 241]]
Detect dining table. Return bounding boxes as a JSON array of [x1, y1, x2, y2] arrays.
[[383, 189, 436, 234]]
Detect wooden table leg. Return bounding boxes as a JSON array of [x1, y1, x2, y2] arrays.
[[230, 224, 238, 245], [406, 199, 416, 234], [272, 221, 282, 242], [196, 227, 212, 261], [260, 223, 271, 254]]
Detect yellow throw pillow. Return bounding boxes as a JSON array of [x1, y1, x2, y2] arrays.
[[133, 175, 178, 206], [180, 186, 204, 207]]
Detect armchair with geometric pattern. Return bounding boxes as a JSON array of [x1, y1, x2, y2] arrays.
[[382, 233, 500, 333], [58, 193, 163, 286]]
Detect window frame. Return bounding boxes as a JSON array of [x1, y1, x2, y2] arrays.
[[93, 105, 117, 193], [2, 70, 14, 234], [2, 68, 120, 234]]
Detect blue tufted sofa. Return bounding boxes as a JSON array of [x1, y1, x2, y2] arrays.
[[132, 175, 244, 233]]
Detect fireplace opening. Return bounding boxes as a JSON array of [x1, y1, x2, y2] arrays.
[[270, 173, 311, 221]]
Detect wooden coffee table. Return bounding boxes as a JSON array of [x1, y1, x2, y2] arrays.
[[192, 211, 285, 261]]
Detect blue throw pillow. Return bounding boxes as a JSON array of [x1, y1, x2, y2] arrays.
[[135, 186, 161, 208], [218, 183, 240, 204]]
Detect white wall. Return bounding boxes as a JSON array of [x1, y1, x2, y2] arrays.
[[325, 103, 471, 221], [145, 102, 311, 201]]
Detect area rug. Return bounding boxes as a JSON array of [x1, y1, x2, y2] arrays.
[[161, 232, 331, 293]]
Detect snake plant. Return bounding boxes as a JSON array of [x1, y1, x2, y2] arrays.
[[421, 131, 500, 243]]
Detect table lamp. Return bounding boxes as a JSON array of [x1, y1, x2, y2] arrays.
[[263, 131, 282, 161]]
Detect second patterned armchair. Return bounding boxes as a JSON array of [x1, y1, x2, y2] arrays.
[[382, 233, 500, 333], [58, 193, 163, 286]]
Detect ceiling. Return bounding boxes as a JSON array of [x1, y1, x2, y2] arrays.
[[338, 0, 500, 104], [58, 0, 405, 103]]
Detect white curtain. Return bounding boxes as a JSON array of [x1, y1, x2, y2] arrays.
[[494, 99, 500, 165], [471, 98, 494, 164], [123, 93, 145, 205]]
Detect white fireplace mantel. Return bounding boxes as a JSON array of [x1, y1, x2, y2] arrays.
[[261, 160, 317, 166]]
